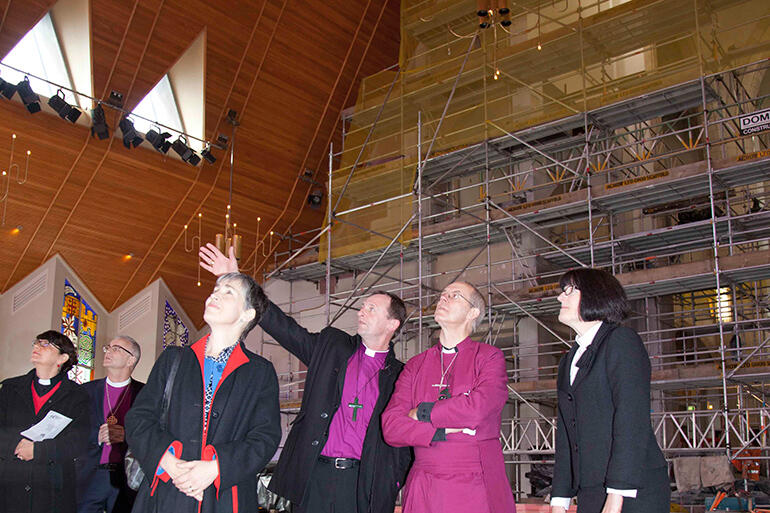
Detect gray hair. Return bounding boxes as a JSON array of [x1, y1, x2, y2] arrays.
[[463, 282, 486, 332], [215, 272, 268, 340], [115, 335, 141, 366]]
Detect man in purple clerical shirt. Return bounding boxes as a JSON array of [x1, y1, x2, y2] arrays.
[[78, 336, 145, 513], [382, 281, 516, 513], [198, 244, 412, 513]]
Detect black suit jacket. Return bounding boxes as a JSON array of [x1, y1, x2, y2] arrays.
[[260, 300, 412, 513], [552, 323, 667, 498], [77, 378, 144, 493]]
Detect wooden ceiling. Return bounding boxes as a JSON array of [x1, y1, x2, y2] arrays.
[[0, 0, 400, 327]]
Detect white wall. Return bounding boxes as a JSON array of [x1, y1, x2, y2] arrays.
[[0, 255, 200, 383], [0, 255, 111, 381]]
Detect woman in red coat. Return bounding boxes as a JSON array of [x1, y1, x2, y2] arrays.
[[126, 272, 281, 513]]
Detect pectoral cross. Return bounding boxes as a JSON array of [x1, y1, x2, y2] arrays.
[[106, 414, 117, 425], [348, 396, 363, 421]]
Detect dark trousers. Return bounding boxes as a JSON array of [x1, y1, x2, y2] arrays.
[[295, 459, 359, 513], [78, 467, 137, 513], [576, 466, 670, 513]]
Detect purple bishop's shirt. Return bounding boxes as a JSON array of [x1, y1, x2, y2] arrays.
[[321, 342, 387, 459], [100, 380, 133, 464]]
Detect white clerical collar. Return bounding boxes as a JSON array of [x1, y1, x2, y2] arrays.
[[106, 377, 131, 388], [441, 345, 458, 353], [363, 345, 388, 358], [38, 377, 51, 385], [575, 321, 603, 349]]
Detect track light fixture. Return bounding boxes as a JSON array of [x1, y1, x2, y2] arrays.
[[0, 77, 16, 99], [16, 77, 41, 114], [171, 136, 201, 166], [145, 128, 172, 154], [118, 116, 143, 148], [201, 144, 216, 164], [90, 103, 109, 140], [48, 89, 81, 123]]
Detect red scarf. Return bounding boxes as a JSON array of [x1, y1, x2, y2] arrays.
[[31, 381, 61, 415]]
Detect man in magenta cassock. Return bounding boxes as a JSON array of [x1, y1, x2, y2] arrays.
[[382, 281, 516, 513]]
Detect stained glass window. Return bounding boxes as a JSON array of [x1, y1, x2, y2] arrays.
[[61, 279, 97, 384], [163, 301, 189, 348]]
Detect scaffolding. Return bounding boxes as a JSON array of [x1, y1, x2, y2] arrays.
[[265, 0, 770, 501]]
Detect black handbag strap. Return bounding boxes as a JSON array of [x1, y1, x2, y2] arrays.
[[159, 348, 182, 431]]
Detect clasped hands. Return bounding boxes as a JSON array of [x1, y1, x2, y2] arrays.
[[160, 452, 218, 502], [407, 408, 465, 435], [98, 423, 125, 445]]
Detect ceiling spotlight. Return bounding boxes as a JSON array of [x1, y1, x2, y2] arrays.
[[90, 104, 109, 140], [0, 77, 16, 99], [172, 136, 193, 161], [48, 89, 81, 123], [171, 136, 200, 166], [145, 128, 172, 153], [16, 77, 41, 114], [308, 189, 323, 209], [107, 90, 124, 108], [187, 151, 201, 166], [201, 144, 216, 164], [119, 116, 143, 148]]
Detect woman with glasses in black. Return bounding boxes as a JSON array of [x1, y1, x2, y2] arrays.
[[0, 330, 90, 513], [550, 268, 669, 513]]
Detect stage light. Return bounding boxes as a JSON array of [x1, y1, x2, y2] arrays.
[[118, 116, 143, 148], [201, 144, 216, 164], [0, 77, 16, 99], [48, 89, 81, 123], [308, 189, 323, 209], [145, 128, 172, 154], [172, 136, 193, 161], [171, 136, 202, 166], [16, 77, 41, 113], [187, 152, 201, 166], [91, 104, 109, 140]]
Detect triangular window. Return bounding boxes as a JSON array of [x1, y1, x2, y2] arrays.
[[131, 75, 185, 138], [2, 0, 92, 109], [131, 31, 205, 151], [2, 14, 74, 103]]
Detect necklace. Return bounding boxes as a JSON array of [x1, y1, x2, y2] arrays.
[[105, 382, 130, 425], [347, 346, 385, 422], [432, 348, 458, 400]]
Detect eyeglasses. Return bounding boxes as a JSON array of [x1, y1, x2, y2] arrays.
[[103, 345, 135, 358], [439, 290, 475, 308], [561, 285, 579, 296], [32, 339, 58, 349]]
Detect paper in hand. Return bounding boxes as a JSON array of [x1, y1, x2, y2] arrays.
[[21, 411, 73, 442]]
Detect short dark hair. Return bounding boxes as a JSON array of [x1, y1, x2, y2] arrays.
[[559, 268, 630, 324], [37, 330, 77, 374], [372, 291, 406, 336], [216, 272, 268, 340]]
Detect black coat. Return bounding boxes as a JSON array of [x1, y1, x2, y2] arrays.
[[76, 377, 144, 497], [260, 301, 412, 513], [125, 339, 281, 513], [552, 323, 668, 507], [0, 370, 90, 513]]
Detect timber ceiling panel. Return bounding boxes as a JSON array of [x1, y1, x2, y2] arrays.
[[0, 0, 400, 327]]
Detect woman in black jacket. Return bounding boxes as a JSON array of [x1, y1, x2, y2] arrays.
[[550, 268, 669, 513], [0, 330, 90, 513], [126, 272, 281, 513]]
